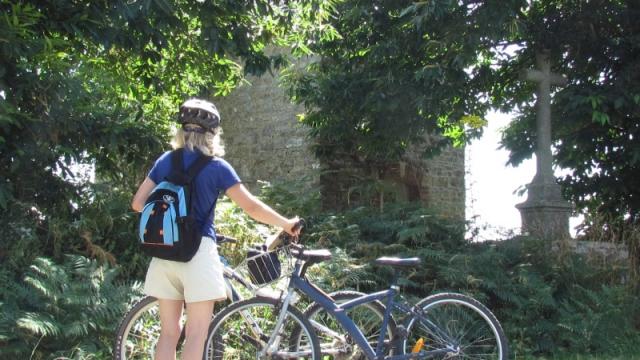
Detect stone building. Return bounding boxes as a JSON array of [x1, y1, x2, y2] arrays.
[[214, 67, 465, 219]]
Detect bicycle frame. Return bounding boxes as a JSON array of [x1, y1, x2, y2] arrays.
[[222, 264, 254, 302], [265, 260, 457, 360]]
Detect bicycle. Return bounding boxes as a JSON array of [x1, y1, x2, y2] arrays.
[[204, 240, 509, 359], [113, 233, 386, 360]]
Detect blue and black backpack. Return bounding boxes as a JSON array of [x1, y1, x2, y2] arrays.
[[138, 149, 212, 262]]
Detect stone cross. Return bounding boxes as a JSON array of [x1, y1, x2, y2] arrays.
[[516, 50, 573, 240]]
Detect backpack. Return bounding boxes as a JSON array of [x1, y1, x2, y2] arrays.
[[138, 149, 212, 262]]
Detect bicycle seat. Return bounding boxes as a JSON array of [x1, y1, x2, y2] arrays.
[[374, 257, 421, 268], [291, 248, 332, 265]]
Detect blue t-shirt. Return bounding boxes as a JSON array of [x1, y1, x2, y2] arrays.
[[147, 150, 241, 240]]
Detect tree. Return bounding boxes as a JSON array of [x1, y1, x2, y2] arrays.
[[495, 0, 640, 226], [0, 0, 334, 271], [0, 0, 335, 356], [282, 0, 524, 208], [285, 0, 639, 227], [286, 0, 519, 160]]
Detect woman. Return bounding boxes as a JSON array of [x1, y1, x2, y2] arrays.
[[131, 98, 300, 360]]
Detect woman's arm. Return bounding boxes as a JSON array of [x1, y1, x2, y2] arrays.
[[131, 177, 157, 212], [225, 183, 300, 235]]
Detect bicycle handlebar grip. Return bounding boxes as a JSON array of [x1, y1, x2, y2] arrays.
[[292, 218, 305, 234]]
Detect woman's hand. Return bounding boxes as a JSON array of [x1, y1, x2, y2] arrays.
[[283, 217, 302, 237]]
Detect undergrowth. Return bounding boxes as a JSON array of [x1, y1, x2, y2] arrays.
[[0, 255, 139, 359], [0, 180, 637, 358], [259, 180, 640, 358]]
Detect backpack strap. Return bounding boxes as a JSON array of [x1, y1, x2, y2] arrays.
[[166, 149, 187, 185], [165, 149, 212, 185], [165, 149, 214, 228], [186, 154, 213, 180], [184, 153, 214, 222]]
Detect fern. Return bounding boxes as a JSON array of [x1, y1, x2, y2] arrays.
[[15, 312, 60, 337], [273, 195, 640, 358], [0, 255, 141, 359]]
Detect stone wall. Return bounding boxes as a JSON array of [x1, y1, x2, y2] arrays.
[[213, 65, 465, 220], [569, 239, 629, 262], [421, 147, 466, 219], [213, 72, 319, 191]]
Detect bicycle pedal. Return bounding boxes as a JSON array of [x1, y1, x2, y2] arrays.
[[393, 325, 407, 339]]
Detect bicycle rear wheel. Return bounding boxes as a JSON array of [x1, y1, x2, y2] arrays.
[[113, 296, 173, 360], [403, 292, 508, 359], [113, 296, 231, 360], [205, 296, 321, 359]]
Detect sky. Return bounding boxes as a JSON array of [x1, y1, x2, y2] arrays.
[[465, 111, 582, 241]]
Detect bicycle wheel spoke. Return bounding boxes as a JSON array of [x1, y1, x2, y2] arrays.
[[459, 318, 491, 342], [417, 319, 451, 347], [290, 291, 396, 359], [115, 297, 188, 360], [206, 298, 319, 359], [405, 294, 507, 359]]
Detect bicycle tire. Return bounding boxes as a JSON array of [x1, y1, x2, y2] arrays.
[[289, 290, 397, 359], [204, 296, 321, 360], [113, 296, 168, 360], [403, 292, 509, 360], [113, 295, 231, 360]]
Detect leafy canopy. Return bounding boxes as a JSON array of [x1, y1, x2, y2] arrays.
[[0, 0, 335, 267], [283, 0, 525, 161], [284, 0, 639, 225]]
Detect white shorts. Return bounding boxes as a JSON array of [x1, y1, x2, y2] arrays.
[[144, 237, 227, 303]]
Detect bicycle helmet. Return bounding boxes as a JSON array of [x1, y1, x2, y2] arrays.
[[177, 99, 221, 133]]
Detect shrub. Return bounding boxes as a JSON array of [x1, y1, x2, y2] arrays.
[[259, 183, 640, 357], [0, 255, 139, 359]]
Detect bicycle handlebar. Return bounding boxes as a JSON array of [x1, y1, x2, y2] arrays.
[[283, 218, 305, 246], [216, 234, 237, 245]]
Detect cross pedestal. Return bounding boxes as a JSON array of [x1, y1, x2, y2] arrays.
[[516, 50, 572, 240]]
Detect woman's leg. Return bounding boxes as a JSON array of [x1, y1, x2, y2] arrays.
[[155, 299, 185, 360], [182, 300, 215, 360]]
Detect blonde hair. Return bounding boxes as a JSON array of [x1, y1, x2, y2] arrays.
[[171, 127, 225, 157]]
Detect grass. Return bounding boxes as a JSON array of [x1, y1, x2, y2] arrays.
[[515, 353, 640, 360]]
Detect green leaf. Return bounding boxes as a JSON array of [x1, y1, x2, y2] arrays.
[[591, 111, 609, 125]]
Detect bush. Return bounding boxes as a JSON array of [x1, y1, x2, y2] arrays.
[[0, 255, 140, 359], [259, 184, 640, 357], [440, 238, 640, 356]]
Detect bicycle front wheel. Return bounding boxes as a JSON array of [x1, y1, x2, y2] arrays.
[[205, 296, 321, 359], [403, 292, 508, 360]]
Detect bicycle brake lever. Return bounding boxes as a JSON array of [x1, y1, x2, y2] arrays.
[[216, 234, 237, 244]]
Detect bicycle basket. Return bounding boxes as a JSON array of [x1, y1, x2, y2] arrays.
[[237, 244, 292, 286]]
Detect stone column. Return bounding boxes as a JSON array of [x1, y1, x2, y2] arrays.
[[516, 50, 573, 240]]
